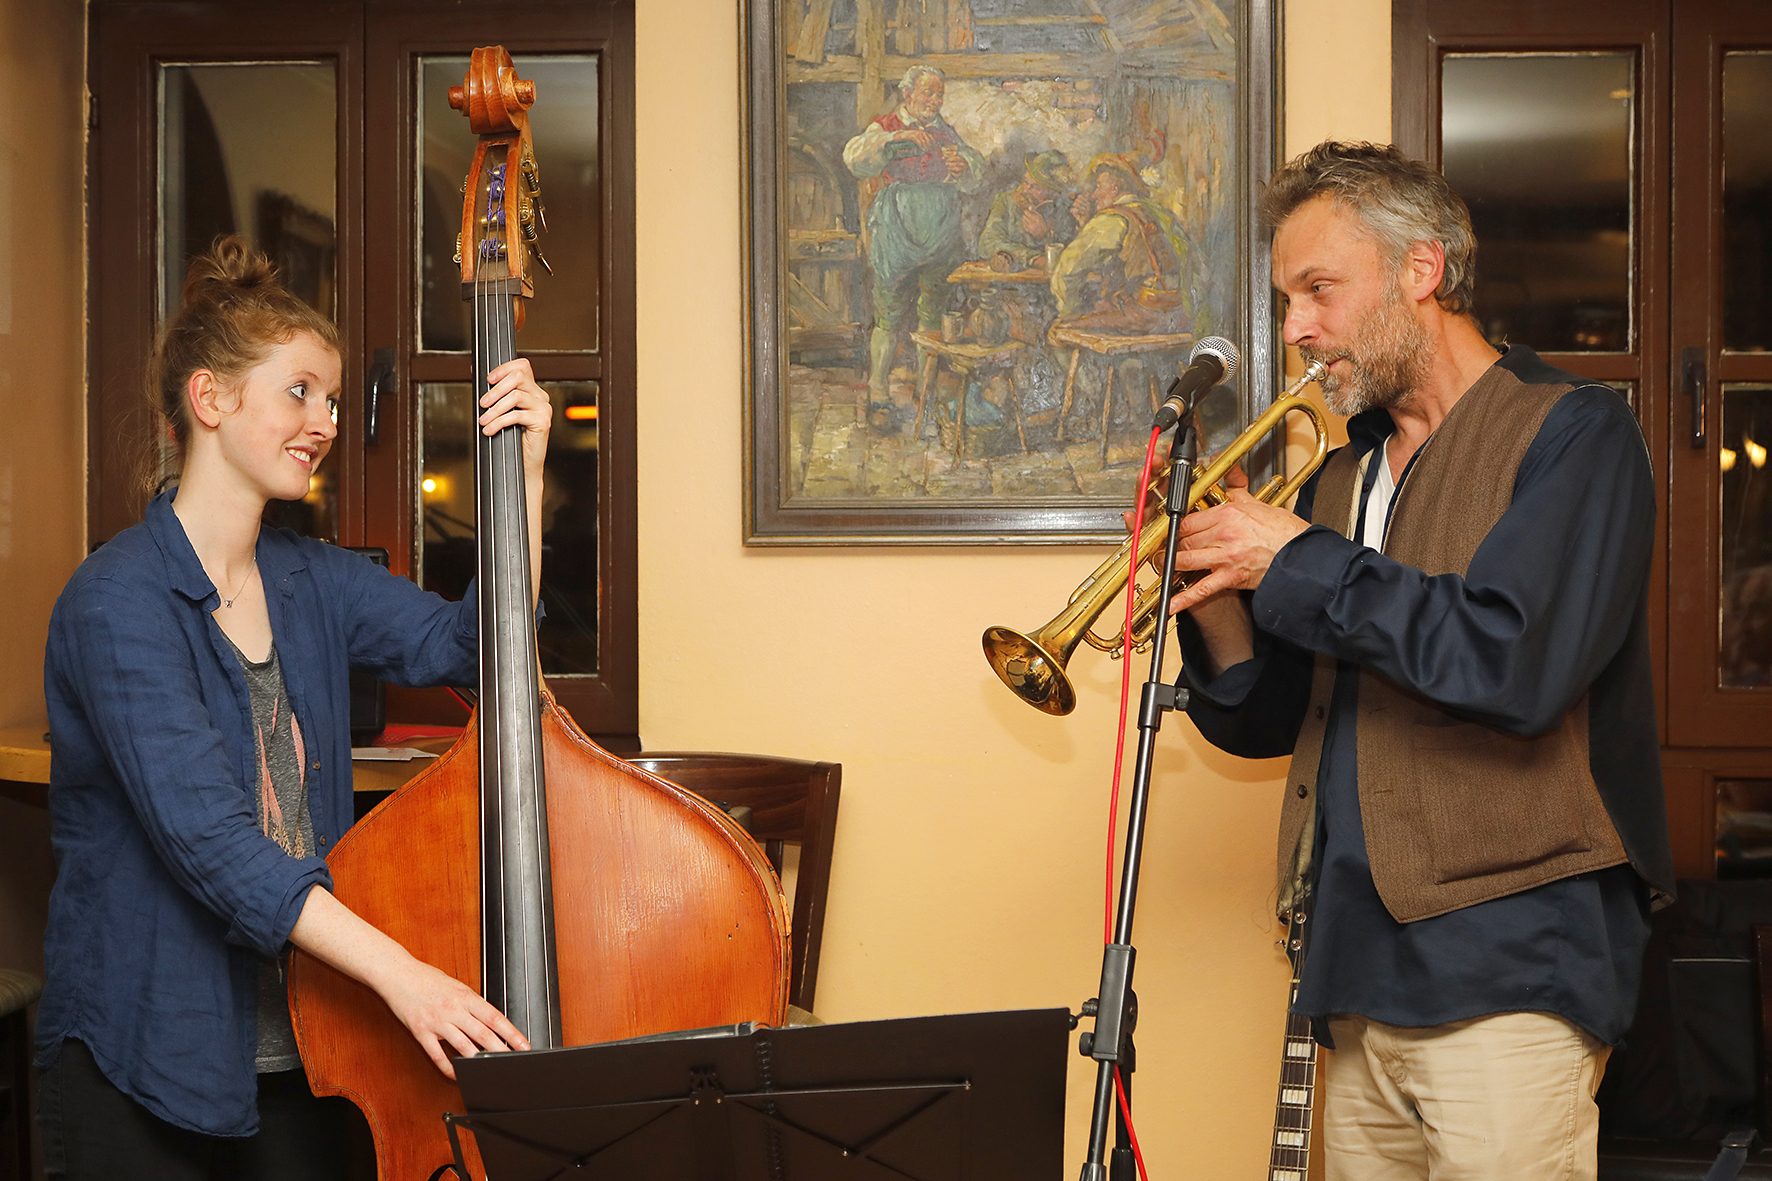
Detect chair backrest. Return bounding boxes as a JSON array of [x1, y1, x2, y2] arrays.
[[623, 751, 840, 1013]]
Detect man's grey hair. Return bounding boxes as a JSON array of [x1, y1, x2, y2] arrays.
[[1262, 141, 1478, 315], [898, 64, 945, 95]]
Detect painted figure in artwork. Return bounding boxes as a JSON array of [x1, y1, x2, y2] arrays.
[[842, 65, 985, 410], [978, 150, 1079, 273], [1052, 153, 1195, 335]]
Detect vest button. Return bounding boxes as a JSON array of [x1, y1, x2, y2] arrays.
[[1315, 705, 1325, 720], [1296, 783, 1308, 798]]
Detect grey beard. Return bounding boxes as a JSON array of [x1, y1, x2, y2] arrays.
[[1303, 306, 1430, 417]]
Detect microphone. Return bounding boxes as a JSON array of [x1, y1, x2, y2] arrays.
[[1152, 336, 1241, 431]]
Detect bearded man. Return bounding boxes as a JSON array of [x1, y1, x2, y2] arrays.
[[1165, 142, 1671, 1180]]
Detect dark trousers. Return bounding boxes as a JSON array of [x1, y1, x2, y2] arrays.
[[39, 1039, 350, 1181]]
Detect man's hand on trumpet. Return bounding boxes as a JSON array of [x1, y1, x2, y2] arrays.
[[1166, 474, 1311, 615], [1122, 462, 1305, 677]]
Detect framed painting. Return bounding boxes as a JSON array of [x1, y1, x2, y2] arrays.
[[743, 0, 1281, 544]]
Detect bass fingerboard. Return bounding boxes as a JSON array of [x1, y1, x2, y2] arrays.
[[1269, 903, 1316, 1181]]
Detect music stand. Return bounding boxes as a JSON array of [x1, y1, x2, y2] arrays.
[[448, 1008, 1070, 1181]]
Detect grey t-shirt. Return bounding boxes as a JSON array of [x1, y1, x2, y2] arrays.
[[225, 636, 316, 1074]]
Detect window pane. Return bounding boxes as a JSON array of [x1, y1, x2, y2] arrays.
[[418, 55, 601, 353], [1442, 53, 1633, 352], [418, 381, 600, 677], [160, 61, 338, 541], [1721, 385, 1772, 689], [1724, 53, 1772, 352], [1718, 778, 1772, 878]]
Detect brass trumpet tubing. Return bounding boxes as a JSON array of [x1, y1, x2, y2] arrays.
[[982, 360, 1329, 714]]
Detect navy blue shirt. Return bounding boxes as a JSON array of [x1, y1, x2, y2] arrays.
[[40, 489, 479, 1135], [1178, 347, 1665, 1047]]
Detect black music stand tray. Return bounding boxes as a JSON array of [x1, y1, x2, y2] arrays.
[[447, 1008, 1070, 1181]]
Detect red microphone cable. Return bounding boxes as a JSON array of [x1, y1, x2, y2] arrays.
[[1095, 422, 1164, 1181]]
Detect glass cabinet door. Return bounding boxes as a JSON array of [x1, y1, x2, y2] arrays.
[[412, 55, 606, 681], [92, 1, 638, 741], [87, 2, 364, 545], [160, 61, 340, 541], [1441, 53, 1635, 355], [1432, 26, 1672, 730], [1669, 10, 1772, 747], [360, 13, 636, 736]]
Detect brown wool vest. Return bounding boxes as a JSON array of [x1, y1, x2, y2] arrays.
[[1276, 365, 1627, 923]]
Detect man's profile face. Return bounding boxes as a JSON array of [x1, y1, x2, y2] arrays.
[[1091, 169, 1123, 210], [1271, 195, 1430, 416], [905, 74, 944, 121]]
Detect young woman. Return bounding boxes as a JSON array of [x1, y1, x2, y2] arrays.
[[38, 238, 545, 1178]]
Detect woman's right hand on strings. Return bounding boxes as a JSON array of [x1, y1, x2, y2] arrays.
[[376, 954, 531, 1080], [289, 885, 530, 1080]]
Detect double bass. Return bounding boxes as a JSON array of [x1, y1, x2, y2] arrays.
[[289, 47, 790, 1181]]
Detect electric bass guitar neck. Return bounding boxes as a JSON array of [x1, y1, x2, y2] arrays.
[[1269, 902, 1316, 1181]]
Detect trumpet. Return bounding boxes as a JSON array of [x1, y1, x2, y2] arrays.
[[982, 360, 1329, 715]]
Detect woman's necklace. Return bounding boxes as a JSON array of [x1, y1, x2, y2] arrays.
[[218, 559, 257, 609]]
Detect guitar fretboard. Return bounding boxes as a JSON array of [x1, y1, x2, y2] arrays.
[[1269, 907, 1316, 1181]]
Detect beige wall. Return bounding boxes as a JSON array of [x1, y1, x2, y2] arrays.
[[0, 0, 84, 730], [634, 0, 1389, 1172], [0, 0, 84, 985]]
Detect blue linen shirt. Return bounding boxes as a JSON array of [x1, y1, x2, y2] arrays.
[[1177, 346, 1668, 1047], [39, 489, 479, 1136]]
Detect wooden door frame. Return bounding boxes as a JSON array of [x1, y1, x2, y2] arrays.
[[1389, 0, 1673, 742], [87, 1, 367, 548], [1665, 0, 1772, 748], [86, 0, 639, 743]]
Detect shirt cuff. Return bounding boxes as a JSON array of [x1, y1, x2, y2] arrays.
[[1251, 525, 1365, 648], [231, 858, 334, 957], [1181, 653, 1264, 708], [1172, 600, 1263, 707]]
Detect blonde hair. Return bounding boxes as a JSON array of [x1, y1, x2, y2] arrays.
[[146, 236, 340, 482]]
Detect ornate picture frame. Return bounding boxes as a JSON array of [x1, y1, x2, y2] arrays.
[[743, 0, 1281, 544]]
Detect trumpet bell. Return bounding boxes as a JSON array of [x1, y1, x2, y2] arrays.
[[983, 625, 1077, 716]]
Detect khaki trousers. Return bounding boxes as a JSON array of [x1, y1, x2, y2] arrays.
[[1322, 1012, 1610, 1181]]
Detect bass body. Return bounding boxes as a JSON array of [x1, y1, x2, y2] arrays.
[[289, 46, 788, 1181]]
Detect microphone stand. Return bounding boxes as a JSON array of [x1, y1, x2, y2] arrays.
[[1076, 396, 1199, 1181]]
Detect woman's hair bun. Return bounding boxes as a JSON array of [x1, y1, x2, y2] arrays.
[[180, 235, 278, 305], [143, 234, 341, 494]]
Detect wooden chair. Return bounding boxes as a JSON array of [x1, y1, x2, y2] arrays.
[[623, 752, 840, 1014]]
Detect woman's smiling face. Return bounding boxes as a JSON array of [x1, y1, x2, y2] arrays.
[[213, 331, 342, 503]]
